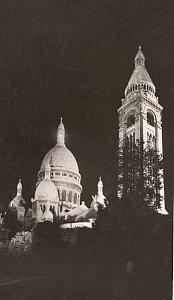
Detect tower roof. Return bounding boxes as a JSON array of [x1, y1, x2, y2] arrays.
[[125, 46, 155, 96]]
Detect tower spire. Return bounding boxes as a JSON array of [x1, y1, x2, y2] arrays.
[[124, 46, 155, 97], [57, 117, 65, 146], [134, 45, 145, 68]]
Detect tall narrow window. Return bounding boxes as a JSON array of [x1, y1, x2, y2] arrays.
[[68, 191, 72, 202], [74, 193, 77, 204], [62, 190, 66, 201]]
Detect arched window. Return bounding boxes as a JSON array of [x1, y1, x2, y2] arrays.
[[127, 114, 135, 128], [50, 206, 55, 214], [147, 112, 155, 127], [43, 205, 46, 213], [68, 191, 72, 202], [74, 193, 77, 204], [62, 190, 66, 201]]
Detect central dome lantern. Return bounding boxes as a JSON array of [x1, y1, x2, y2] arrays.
[[37, 118, 82, 213]]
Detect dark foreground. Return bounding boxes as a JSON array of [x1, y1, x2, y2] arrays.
[[0, 250, 172, 300]]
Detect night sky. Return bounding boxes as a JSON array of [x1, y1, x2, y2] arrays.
[[0, 0, 173, 212]]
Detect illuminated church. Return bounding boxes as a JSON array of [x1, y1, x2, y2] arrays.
[[30, 117, 105, 227], [7, 118, 106, 231], [5, 46, 168, 235]]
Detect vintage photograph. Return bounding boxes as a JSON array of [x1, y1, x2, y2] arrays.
[[0, 1, 172, 299]]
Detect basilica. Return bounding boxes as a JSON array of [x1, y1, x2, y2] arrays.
[[7, 117, 106, 232], [1, 46, 168, 240]]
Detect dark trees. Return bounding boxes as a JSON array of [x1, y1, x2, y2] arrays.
[[3, 208, 22, 238], [117, 139, 164, 211]]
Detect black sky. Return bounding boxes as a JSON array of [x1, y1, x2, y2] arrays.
[[0, 0, 173, 211]]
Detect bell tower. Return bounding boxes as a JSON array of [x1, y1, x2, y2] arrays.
[[117, 46, 167, 214]]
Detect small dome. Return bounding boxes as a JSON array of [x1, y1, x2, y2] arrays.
[[40, 145, 79, 174], [35, 179, 58, 201]]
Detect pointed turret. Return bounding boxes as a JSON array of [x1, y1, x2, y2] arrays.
[[96, 177, 106, 206], [10, 179, 25, 208], [57, 117, 65, 146], [91, 177, 106, 209]]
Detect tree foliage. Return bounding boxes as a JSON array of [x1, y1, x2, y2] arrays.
[[8, 231, 32, 255], [118, 138, 164, 210]]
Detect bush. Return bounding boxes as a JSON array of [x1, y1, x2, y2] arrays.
[[8, 231, 32, 256]]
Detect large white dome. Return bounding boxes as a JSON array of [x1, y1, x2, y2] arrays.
[[39, 118, 79, 175], [40, 144, 79, 174]]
